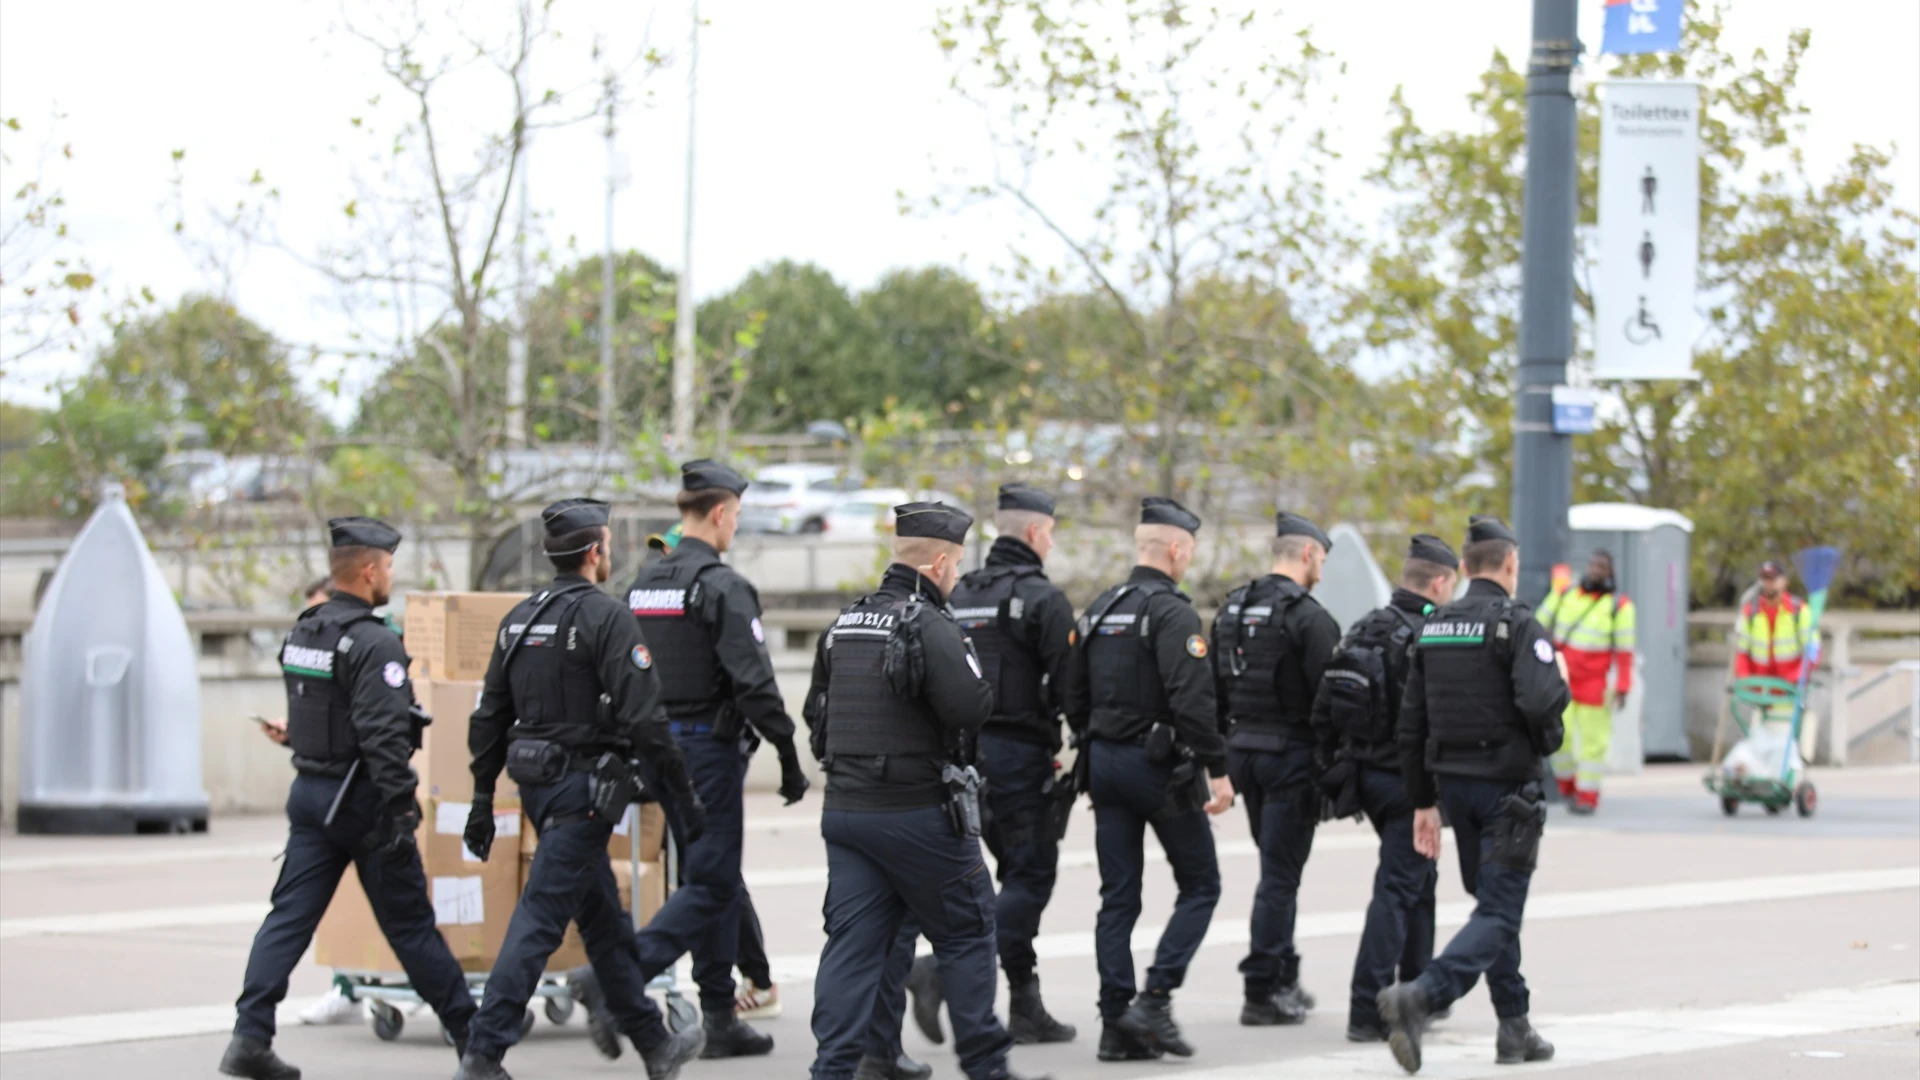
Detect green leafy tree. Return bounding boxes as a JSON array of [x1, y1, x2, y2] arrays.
[[860, 266, 1014, 423], [1355, 7, 1919, 602], [703, 260, 882, 431], [930, 0, 1352, 563]]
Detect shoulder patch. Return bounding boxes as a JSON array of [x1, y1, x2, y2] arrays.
[[1186, 634, 1209, 659], [750, 616, 766, 644], [1068, 627, 1078, 647], [381, 660, 407, 688], [632, 644, 654, 670], [1533, 638, 1556, 665]]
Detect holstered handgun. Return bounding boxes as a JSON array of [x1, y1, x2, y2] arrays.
[[587, 753, 643, 823], [942, 763, 984, 839]]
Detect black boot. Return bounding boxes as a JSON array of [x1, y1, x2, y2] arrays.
[[1346, 1020, 1388, 1043], [218, 1036, 301, 1080], [1240, 989, 1307, 1027], [1495, 1017, 1555, 1065], [1113, 991, 1192, 1058], [568, 966, 621, 1060], [1096, 1023, 1163, 1062], [906, 955, 945, 1045], [643, 1026, 707, 1080], [700, 1009, 774, 1058], [1377, 983, 1432, 1075], [1008, 979, 1077, 1045], [1276, 983, 1316, 1012], [855, 1053, 934, 1080], [452, 1051, 512, 1080]]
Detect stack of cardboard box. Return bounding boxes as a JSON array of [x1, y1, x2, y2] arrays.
[[315, 591, 669, 976]]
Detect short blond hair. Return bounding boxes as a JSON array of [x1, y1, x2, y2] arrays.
[[895, 535, 962, 568], [1134, 523, 1190, 558]]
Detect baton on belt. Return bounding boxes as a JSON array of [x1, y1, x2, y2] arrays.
[[323, 759, 361, 827]]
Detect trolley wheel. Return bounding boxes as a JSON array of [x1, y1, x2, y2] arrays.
[[664, 993, 698, 1034], [520, 1008, 538, 1040], [545, 994, 576, 1026], [1795, 783, 1817, 817], [369, 1000, 404, 1042], [1720, 796, 1740, 817]]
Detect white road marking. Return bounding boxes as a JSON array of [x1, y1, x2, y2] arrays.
[[1115, 981, 1919, 1080], [1, 867, 1911, 1054], [0, 842, 287, 874], [0, 902, 272, 940]]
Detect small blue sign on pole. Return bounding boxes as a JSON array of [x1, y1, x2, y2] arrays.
[[1601, 0, 1684, 56], [1551, 386, 1597, 434]]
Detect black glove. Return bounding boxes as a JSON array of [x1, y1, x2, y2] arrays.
[[378, 803, 422, 862], [464, 793, 496, 862], [680, 792, 708, 846], [777, 746, 811, 806]]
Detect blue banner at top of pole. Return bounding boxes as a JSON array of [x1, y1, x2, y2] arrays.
[[1601, 0, 1684, 55]]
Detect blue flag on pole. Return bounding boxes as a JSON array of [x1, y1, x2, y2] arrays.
[[1602, 0, 1683, 55]]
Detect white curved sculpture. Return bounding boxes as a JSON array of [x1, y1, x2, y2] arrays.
[[1312, 523, 1393, 634], [19, 484, 209, 833]]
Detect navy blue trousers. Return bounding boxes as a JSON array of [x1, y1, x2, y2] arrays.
[[1348, 765, 1438, 1027], [1414, 776, 1535, 1019], [810, 807, 1012, 1080], [235, 773, 474, 1043], [978, 732, 1060, 986], [634, 731, 749, 1012], [470, 771, 667, 1061], [1228, 740, 1319, 996], [1089, 739, 1221, 1021]]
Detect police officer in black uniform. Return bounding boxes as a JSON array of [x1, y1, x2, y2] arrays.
[[1378, 517, 1566, 1074], [1214, 511, 1342, 1026], [944, 481, 1079, 1043], [1311, 534, 1459, 1042], [455, 498, 708, 1080], [1067, 496, 1234, 1062], [803, 502, 1038, 1080], [222, 518, 475, 1080], [571, 460, 809, 1059]]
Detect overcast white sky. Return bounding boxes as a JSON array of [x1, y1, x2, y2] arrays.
[[2, 0, 1914, 414]]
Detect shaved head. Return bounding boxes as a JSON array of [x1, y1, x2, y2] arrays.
[[1135, 523, 1196, 583]]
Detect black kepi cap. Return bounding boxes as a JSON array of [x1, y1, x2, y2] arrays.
[[681, 458, 749, 496], [1466, 514, 1518, 545], [997, 482, 1056, 516], [542, 497, 611, 537], [328, 516, 401, 552], [1758, 559, 1787, 577], [1408, 533, 1458, 569], [1139, 496, 1201, 534], [1275, 511, 1332, 551], [894, 501, 973, 545]]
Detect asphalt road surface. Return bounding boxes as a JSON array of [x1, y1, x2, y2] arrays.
[[2, 764, 1915, 1079]]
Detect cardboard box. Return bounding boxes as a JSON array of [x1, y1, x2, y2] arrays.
[[540, 858, 665, 972], [520, 803, 663, 864], [313, 797, 522, 973], [412, 677, 514, 801], [406, 592, 523, 683]]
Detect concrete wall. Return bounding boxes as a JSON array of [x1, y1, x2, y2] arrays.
[[5, 646, 1915, 822]]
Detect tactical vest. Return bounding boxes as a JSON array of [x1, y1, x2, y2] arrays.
[[822, 594, 946, 760], [626, 556, 725, 715], [1082, 579, 1177, 736], [950, 565, 1046, 734], [1415, 593, 1534, 777], [501, 583, 608, 744], [1324, 605, 1422, 763], [1217, 576, 1310, 735], [281, 603, 390, 765]]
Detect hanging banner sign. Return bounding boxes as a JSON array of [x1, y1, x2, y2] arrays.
[[1595, 80, 1700, 380], [1602, 0, 1684, 56]]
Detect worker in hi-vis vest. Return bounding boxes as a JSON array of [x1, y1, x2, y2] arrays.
[[1536, 551, 1634, 815]]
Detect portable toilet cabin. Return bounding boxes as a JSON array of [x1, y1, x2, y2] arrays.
[[18, 485, 209, 833], [1566, 502, 1693, 765]]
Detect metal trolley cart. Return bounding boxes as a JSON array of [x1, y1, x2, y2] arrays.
[[332, 804, 695, 1043]]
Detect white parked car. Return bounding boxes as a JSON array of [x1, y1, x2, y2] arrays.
[[738, 463, 864, 534], [820, 487, 966, 538]]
